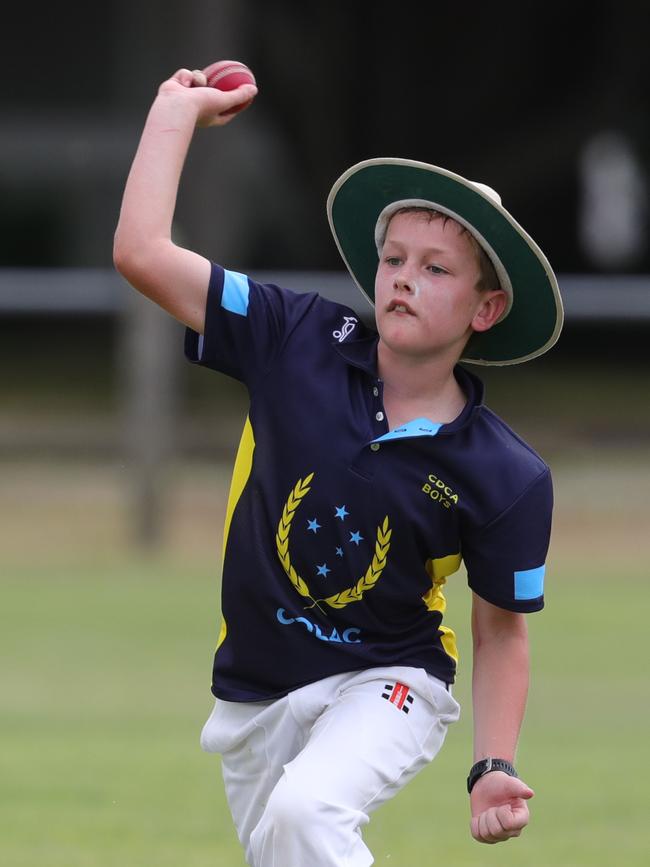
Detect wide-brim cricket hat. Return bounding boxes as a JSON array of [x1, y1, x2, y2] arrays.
[[326, 157, 564, 365]]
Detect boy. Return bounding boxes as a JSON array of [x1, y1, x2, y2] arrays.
[[114, 65, 563, 866]]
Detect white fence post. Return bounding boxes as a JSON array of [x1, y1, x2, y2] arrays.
[[120, 290, 181, 549]]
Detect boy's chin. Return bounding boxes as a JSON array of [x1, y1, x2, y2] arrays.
[[377, 316, 418, 343], [378, 332, 436, 359], [377, 317, 432, 351], [378, 329, 467, 364]]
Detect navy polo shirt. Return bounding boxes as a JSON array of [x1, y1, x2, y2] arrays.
[[185, 264, 553, 702]]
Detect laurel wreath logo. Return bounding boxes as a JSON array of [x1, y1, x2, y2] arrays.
[[323, 515, 391, 608], [276, 473, 318, 605], [275, 473, 391, 611]]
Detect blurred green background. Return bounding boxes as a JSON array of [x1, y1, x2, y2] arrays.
[[2, 316, 649, 866]]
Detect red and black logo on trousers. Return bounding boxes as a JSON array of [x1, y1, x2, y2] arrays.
[[382, 682, 414, 713]]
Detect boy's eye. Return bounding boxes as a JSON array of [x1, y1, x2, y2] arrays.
[[428, 264, 447, 275], [385, 256, 401, 266]]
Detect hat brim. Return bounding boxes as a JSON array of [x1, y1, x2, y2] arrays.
[[326, 158, 564, 366]]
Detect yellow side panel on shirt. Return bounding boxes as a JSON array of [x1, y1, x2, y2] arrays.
[[216, 415, 256, 650], [422, 552, 462, 663]]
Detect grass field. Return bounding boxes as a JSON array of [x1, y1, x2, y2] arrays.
[[2, 451, 650, 866]]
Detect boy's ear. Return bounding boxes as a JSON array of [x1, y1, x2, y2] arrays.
[[471, 290, 508, 333]]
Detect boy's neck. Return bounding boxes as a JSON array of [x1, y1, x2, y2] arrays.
[[376, 339, 466, 427]]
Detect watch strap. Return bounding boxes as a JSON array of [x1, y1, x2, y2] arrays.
[[467, 757, 518, 794]]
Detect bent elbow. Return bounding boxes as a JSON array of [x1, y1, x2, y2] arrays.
[[113, 232, 130, 276], [112, 235, 159, 294], [113, 233, 139, 281]]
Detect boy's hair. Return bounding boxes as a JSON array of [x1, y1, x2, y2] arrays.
[[380, 206, 501, 294]]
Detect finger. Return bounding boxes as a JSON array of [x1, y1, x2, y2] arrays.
[[486, 807, 512, 841], [221, 83, 258, 104], [197, 85, 258, 128], [211, 84, 258, 119], [486, 807, 511, 841], [501, 801, 530, 832], [478, 810, 501, 844], [471, 815, 496, 844], [191, 69, 207, 87], [496, 806, 524, 836], [475, 806, 526, 844], [173, 68, 195, 88]]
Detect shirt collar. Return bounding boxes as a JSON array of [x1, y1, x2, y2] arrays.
[[443, 364, 484, 434], [332, 332, 379, 375], [333, 333, 485, 435]]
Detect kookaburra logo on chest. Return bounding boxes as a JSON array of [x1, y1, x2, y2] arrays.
[[332, 316, 358, 342]]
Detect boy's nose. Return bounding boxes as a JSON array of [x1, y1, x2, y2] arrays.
[[394, 270, 416, 293]]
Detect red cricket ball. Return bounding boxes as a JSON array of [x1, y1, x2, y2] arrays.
[[202, 60, 257, 116]]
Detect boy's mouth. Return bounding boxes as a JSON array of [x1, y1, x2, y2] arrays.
[[387, 299, 415, 315]]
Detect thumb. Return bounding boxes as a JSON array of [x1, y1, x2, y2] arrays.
[[507, 777, 534, 800]]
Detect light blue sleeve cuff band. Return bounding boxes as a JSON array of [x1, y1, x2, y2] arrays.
[[221, 270, 250, 316], [514, 565, 545, 600]]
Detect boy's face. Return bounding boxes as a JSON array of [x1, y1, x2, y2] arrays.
[[374, 212, 506, 363]]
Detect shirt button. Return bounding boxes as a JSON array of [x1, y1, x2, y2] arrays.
[[375, 411, 384, 421], [372, 386, 379, 397], [370, 443, 381, 452]]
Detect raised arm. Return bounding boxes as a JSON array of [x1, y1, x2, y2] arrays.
[[469, 592, 535, 844], [113, 67, 258, 333]]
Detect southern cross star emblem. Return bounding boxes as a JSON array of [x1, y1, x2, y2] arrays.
[[275, 472, 392, 611], [304, 509, 366, 578]]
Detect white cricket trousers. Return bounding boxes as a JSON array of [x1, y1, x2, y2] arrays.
[[200, 666, 460, 867]]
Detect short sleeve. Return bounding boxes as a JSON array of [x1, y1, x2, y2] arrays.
[[184, 262, 318, 386], [462, 468, 553, 612]]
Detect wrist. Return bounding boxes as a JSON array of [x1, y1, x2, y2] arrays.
[[151, 90, 201, 125], [467, 757, 518, 794]]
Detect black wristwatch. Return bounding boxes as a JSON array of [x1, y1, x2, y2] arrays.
[[467, 757, 518, 794]]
